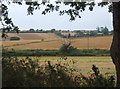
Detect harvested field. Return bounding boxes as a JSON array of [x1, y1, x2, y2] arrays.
[[72, 36, 113, 49], [2, 33, 60, 41], [2, 32, 113, 50], [61, 32, 76, 36], [4, 39, 62, 50]]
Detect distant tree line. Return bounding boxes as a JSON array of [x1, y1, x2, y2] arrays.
[[7, 28, 58, 33], [55, 26, 113, 38], [7, 27, 113, 38]]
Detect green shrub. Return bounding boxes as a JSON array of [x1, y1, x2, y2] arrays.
[[10, 37, 20, 41], [59, 42, 78, 55]]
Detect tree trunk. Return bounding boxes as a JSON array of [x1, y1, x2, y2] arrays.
[[110, 2, 120, 87]]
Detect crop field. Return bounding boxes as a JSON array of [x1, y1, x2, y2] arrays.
[[61, 32, 77, 36], [72, 36, 113, 49], [2, 33, 113, 50], [17, 56, 115, 76], [2, 33, 60, 41]]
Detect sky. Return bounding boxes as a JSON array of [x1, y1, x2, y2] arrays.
[[1, 1, 113, 31]]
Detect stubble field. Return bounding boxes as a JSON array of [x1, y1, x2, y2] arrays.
[[2, 33, 113, 50]]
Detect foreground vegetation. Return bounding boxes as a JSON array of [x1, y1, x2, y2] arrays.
[[11, 56, 115, 75], [3, 57, 116, 87]]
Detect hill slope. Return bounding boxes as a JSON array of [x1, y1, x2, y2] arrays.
[[3, 33, 60, 40], [3, 33, 113, 50]]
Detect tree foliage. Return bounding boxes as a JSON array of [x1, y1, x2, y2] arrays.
[[10, 36, 20, 41], [0, 3, 19, 38]]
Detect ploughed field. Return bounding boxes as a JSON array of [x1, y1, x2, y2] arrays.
[[2, 33, 113, 50], [17, 56, 115, 76]]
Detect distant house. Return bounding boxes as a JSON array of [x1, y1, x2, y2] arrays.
[[97, 33, 103, 35]]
